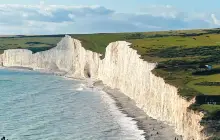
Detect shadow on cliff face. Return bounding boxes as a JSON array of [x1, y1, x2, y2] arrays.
[[84, 63, 91, 78]]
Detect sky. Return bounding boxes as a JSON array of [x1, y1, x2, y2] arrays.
[[0, 0, 220, 34]]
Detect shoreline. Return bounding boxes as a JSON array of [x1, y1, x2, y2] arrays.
[[93, 81, 183, 140], [104, 87, 183, 140], [1, 67, 183, 140]]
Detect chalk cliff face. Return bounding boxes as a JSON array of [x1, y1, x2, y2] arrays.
[[1, 35, 207, 140]]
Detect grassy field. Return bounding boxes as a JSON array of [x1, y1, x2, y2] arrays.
[[187, 73, 220, 95], [0, 36, 62, 54], [1, 28, 220, 137]]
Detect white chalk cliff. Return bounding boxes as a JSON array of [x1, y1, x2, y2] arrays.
[[0, 35, 207, 140]]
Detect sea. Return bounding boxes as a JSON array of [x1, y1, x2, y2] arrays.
[[0, 69, 145, 140]]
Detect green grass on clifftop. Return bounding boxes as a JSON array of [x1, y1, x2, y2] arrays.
[[0, 35, 62, 54]]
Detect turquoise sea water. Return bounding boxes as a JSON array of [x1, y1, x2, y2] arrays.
[[0, 69, 144, 140]]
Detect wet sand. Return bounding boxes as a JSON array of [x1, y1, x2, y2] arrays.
[[94, 81, 183, 140]]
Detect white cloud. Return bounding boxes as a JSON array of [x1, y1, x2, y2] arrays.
[[211, 14, 220, 25], [0, 3, 219, 35], [40, 1, 45, 6], [22, 13, 28, 17], [140, 5, 183, 18], [68, 13, 75, 19]]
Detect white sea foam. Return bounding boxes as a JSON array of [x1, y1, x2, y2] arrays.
[[75, 83, 85, 91], [76, 87, 84, 91], [97, 90, 145, 140]]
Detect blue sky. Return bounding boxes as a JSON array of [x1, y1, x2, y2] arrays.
[[1, 0, 220, 12], [0, 0, 220, 34]]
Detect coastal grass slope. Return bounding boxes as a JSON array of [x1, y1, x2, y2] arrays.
[[1, 28, 220, 138], [0, 35, 62, 54]]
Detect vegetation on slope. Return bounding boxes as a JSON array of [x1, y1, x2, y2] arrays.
[[1, 28, 220, 138], [0, 35, 62, 54]]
